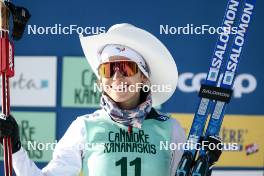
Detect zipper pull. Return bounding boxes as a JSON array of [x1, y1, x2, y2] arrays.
[[128, 125, 132, 134]]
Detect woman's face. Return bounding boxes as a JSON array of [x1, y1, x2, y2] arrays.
[[100, 57, 147, 108]]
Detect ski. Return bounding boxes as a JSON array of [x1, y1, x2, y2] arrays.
[[191, 0, 256, 175], [176, 0, 243, 175], [176, 0, 256, 175]]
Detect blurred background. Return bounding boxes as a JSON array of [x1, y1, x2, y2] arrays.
[[0, 0, 263, 175]]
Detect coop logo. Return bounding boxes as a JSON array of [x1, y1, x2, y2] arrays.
[[178, 72, 257, 98]]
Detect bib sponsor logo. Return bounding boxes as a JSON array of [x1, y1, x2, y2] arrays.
[[104, 129, 156, 154]]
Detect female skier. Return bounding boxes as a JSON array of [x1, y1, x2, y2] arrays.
[[0, 23, 186, 176]]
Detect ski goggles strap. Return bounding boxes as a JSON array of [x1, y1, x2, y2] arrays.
[[98, 61, 139, 78]]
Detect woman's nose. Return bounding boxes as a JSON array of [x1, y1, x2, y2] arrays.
[[112, 70, 123, 80]]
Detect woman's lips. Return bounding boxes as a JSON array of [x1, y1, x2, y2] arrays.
[[111, 84, 129, 91]]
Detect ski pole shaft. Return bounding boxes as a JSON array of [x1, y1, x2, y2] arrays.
[[1, 73, 12, 176], [0, 1, 12, 175]]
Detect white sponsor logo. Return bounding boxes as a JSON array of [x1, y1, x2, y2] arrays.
[[0, 56, 57, 107], [224, 3, 254, 86], [178, 72, 257, 98]]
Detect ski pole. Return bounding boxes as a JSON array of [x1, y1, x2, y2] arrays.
[[0, 1, 30, 175], [1, 2, 14, 175]]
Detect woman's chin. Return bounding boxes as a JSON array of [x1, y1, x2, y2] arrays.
[[108, 91, 134, 102]]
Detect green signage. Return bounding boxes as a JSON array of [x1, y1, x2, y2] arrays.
[[0, 112, 56, 162], [62, 57, 101, 108]]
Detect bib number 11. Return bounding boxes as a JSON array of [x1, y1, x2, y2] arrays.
[[115, 157, 141, 176]]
